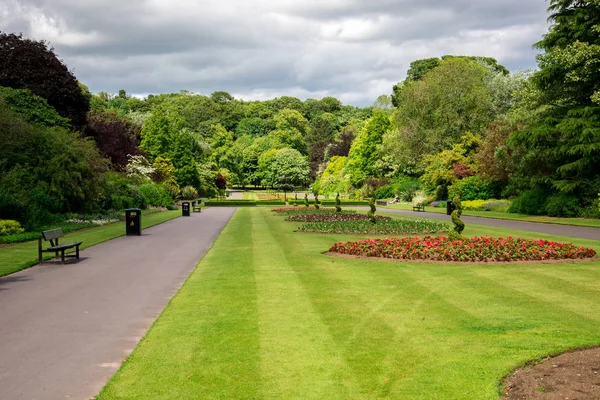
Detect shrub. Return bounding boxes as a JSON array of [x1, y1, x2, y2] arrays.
[[544, 193, 580, 217], [298, 219, 448, 235], [139, 183, 173, 207], [448, 176, 495, 201], [508, 188, 549, 215], [110, 195, 133, 211], [0, 220, 24, 236], [374, 184, 395, 200], [181, 185, 199, 200]]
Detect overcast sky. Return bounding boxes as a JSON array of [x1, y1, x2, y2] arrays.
[[1, 0, 551, 105]]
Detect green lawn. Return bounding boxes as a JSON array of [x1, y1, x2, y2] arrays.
[[0, 210, 180, 278], [383, 204, 600, 228], [98, 208, 600, 399]]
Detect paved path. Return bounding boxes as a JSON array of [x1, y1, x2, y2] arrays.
[[0, 208, 235, 400], [370, 208, 600, 240]]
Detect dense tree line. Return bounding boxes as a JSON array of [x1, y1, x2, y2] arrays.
[[1, 0, 599, 231]]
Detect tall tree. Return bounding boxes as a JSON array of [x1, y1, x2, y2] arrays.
[[345, 112, 391, 187], [0, 32, 90, 130], [510, 0, 600, 195]]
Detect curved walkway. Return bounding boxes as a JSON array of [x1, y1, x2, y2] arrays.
[[372, 208, 600, 240], [0, 208, 236, 400]]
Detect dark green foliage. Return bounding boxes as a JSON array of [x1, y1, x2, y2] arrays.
[[138, 183, 173, 207], [0, 32, 90, 129], [0, 108, 108, 228], [235, 117, 276, 137], [510, 1, 600, 196], [448, 176, 496, 201], [335, 193, 342, 212], [450, 189, 465, 237], [544, 193, 580, 217], [0, 86, 70, 128], [304, 193, 309, 208], [368, 197, 377, 224], [96, 173, 147, 211], [314, 193, 320, 210], [508, 188, 550, 215]]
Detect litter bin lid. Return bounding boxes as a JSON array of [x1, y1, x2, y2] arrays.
[[125, 208, 142, 211]]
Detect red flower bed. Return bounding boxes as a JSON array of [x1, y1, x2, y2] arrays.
[[329, 236, 597, 262]]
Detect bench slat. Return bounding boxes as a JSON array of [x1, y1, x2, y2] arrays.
[[42, 228, 64, 241], [47, 241, 82, 251]]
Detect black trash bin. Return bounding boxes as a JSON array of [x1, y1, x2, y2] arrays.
[[446, 201, 456, 216], [182, 201, 191, 217], [126, 208, 142, 236]]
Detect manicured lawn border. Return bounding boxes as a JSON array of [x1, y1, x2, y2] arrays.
[[0, 210, 180, 278], [97, 208, 600, 399]]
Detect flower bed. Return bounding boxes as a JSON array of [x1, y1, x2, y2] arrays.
[[272, 207, 356, 215], [329, 236, 597, 262], [299, 219, 447, 235], [286, 214, 391, 222]]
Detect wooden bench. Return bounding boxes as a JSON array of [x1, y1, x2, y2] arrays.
[[193, 203, 202, 213], [38, 228, 83, 264], [412, 203, 425, 212], [376, 200, 388, 206]]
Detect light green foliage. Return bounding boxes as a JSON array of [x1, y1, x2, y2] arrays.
[[138, 183, 173, 207], [461, 199, 511, 211], [269, 148, 310, 192], [448, 176, 496, 201], [210, 124, 235, 166], [269, 109, 309, 154], [420, 132, 481, 196], [152, 156, 178, 192], [0, 86, 70, 128], [387, 58, 495, 172], [319, 156, 350, 195], [0, 220, 24, 236], [180, 185, 199, 200], [345, 112, 391, 187]]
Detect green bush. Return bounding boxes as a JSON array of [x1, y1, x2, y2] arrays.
[[0, 219, 24, 236], [508, 188, 549, 215], [448, 176, 495, 201], [110, 195, 133, 211], [374, 184, 395, 199], [544, 193, 580, 217], [181, 185, 199, 200], [139, 183, 173, 207]]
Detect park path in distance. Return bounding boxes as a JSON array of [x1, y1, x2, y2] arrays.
[[370, 207, 600, 240], [0, 207, 235, 400]]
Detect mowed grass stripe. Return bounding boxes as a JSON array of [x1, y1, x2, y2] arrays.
[[263, 210, 435, 398], [251, 208, 357, 399], [472, 266, 600, 323], [98, 208, 600, 399], [98, 209, 261, 400]]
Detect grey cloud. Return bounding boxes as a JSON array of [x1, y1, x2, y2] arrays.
[[1, 0, 550, 105]]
